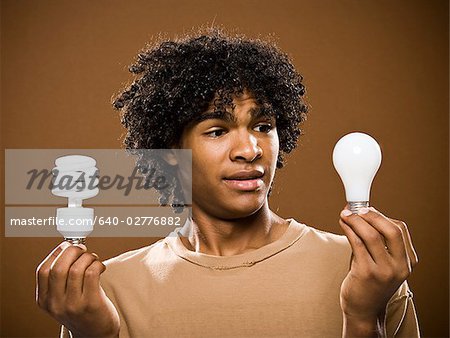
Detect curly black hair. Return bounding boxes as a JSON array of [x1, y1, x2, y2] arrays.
[[113, 27, 308, 212]]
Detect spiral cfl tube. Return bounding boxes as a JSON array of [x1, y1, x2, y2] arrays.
[[52, 155, 99, 244]]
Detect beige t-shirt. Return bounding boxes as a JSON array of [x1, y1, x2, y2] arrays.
[[62, 219, 420, 337]]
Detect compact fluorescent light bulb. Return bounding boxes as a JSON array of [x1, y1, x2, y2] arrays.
[[332, 132, 382, 214], [51, 155, 99, 244]]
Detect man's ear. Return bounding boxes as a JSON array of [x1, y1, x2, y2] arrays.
[[161, 150, 178, 166]]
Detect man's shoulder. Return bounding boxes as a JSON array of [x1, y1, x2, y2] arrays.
[[304, 224, 350, 245], [294, 220, 351, 255], [99, 236, 180, 290], [102, 237, 170, 271]]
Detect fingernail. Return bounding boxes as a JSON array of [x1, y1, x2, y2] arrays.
[[341, 209, 353, 217], [358, 207, 370, 215], [74, 244, 87, 251], [369, 206, 377, 212], [92, 252, 99, 259], [60, 241, 71, 249]]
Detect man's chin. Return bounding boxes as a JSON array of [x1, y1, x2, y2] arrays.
[[219, 196, 266, 219], [193, 189, 268, 219]]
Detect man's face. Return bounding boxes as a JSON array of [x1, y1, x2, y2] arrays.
[[179, 91, 280, 219]]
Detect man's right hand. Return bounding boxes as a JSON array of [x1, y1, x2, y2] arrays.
[[36, 242, 120, 338]]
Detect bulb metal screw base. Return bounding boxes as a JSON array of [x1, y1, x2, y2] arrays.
[[64, 237, 86, 245], [348, 201, 369, 214]]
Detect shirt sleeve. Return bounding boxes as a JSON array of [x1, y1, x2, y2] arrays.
[[385, 280, 421, 337]]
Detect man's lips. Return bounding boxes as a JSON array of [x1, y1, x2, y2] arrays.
[[223, 170, 264, 191], [223, 170, 264, 180]]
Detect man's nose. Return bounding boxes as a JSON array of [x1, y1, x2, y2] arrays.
[[230, 132, 263, 162]]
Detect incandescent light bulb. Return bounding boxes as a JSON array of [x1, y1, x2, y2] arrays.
[[332, 132, 382, 214]]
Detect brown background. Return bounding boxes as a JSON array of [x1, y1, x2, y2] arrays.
[[1, 0, 448, 337]]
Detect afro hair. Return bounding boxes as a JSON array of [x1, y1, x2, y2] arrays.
[[113, 27, 308, 211]]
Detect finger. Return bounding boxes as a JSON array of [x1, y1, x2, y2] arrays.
[[385, 215, 418, 267], [47, 244, 87, 301], [82, 260, 106, 298], [36, 241, 71, 309], [340, 209, 390, 264], [357, 207, 408, 261], [66, 252, 100, 299], [339, 218, 374, 265]]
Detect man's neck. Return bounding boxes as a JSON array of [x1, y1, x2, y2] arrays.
[[179, 203, 289, 256]]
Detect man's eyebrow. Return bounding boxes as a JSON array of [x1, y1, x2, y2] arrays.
[[250, 106, 275, 120], [193, 110, 237, 124], [193, 106, 274, 124]]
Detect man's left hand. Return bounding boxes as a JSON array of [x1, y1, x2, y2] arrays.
[[339, 206, 419, 336]]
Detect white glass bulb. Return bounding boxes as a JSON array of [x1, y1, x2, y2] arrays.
[[52, 155, 99, 244], [332, 132, 382, 213]]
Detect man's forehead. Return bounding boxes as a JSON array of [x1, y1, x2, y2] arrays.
[[194, 104, 274, 125], [205, 90, 256, 109]]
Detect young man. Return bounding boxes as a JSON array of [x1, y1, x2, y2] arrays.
[[36, 29, 420, 337]]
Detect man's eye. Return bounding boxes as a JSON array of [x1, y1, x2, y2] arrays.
[[206, 129, 226, 138], [254, 124, 273, 133]]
